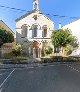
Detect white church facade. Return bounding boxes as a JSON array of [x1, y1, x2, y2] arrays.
[[16, 0, 54, 58]]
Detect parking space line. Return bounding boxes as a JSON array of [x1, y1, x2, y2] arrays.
[[66, 65, 80, 73], [0, 69, 15, 89]]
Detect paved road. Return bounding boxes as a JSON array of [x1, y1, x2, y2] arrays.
[[0, 64, 80, 92]]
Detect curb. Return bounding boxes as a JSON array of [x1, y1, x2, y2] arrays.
[[0, 62, 80, 69]]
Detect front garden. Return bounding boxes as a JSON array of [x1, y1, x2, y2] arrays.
[[0, 29, 80, 64]]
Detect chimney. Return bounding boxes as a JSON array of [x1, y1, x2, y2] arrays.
[[59, 23, 62, 29]]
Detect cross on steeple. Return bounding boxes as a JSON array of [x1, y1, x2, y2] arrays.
[[33, 0, 39, 10]]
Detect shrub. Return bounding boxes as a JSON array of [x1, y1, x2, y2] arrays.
[[45, 46, 53, 55], [41, 50, 45, 57], [12, 45, 22, 56], [65, 45, 74, 55]]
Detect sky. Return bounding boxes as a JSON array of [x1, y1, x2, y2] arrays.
[[0, 0, 80, 33]]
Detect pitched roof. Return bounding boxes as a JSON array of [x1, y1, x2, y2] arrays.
[[15, 10, 54, 23], [0, 20, 15, 35]]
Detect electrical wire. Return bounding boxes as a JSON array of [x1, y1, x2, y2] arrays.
[[0, 5, 28, 12], [0, 5, 80, 19], [46, 14, 80, 19]]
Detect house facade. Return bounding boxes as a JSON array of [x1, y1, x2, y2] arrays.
[[0, 20, 15, 36], [16, 0, 54, 58], [0, 20, 15, 43], [62, 19, 80, 56], [62, 19, 80, 44], [0, 20, 15, 57]]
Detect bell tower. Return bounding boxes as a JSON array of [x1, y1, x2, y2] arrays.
[[33, 0, 39, 10]]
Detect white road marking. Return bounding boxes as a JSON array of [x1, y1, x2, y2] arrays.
[[0, 88, 2, 92], [0, 69, 15, 89], [67, 65, 80, 73]]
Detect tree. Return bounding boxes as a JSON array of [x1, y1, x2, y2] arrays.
[[51, 29, 78, 55], [0, 29, 14, 47]]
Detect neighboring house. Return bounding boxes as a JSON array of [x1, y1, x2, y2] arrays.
[[16, 0, 54, 58], [0, 20, 15, 57], [0, 20, 15, 44], [62, 19, 80, 44], [62, 19, 80, 56], [0, 20, 15, 36]]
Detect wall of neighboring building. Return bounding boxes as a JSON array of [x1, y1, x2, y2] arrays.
[[62, 19, 80, 43], [0, 20, 16, 45], [0, 43, 15, 58], [0, 20, 15, 36]]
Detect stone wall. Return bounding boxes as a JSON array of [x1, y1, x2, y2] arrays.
[[0, 43, 15, 58], [0, 48, 12, 58]]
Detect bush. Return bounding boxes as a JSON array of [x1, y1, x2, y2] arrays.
[[12, 45, 22, 56], [41, 50, 45, 57], [45, 46, 53, 55], [65, 45, 74, 55]]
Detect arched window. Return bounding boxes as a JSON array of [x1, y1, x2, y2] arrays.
[[34, 26, 38, 37], [32, 24, 40, 38], [43, 29, 47, 37], [21, 25, 27, 37], [32, 25, 38, 38], [42, 26, 47, 37]]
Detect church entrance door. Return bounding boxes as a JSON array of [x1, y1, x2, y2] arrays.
[[33, 41, 41, 58], [33, 48, 41, 58]]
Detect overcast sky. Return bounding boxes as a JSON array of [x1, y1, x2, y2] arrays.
[[0, 0, 80, 33]]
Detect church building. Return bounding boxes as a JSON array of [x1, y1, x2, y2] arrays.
[[16, 0, 54, 58]]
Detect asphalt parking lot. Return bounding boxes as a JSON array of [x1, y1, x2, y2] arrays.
[[0, 63, 80, 92]]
